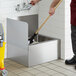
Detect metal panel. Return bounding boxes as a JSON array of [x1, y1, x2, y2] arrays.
[[7, 18, 58, 67], [29, 40, 58, 66], [7, 18, 28, 66], [18, 14, 38, 37]]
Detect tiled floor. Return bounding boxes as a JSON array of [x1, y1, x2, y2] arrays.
[[0, 59, 76, 76]]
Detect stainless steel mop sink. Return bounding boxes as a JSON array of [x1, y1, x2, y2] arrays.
[[28, 35, 58, 66], [30, 35, 56, 45], [7, 15, 59, 67]]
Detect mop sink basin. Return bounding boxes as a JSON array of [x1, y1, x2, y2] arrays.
[[28, 35, 58, 66], [7, 15, 59, 67]]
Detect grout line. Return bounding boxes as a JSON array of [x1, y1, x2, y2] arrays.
[[5, 59, 75, 76], [32, 66, 51, 76], [5, 63, 28, 75], [49, 62, 76, 73], [26, 71, 37, 76], [32, 64, 66, 76], [24, 67, 50, 76], [5, 59, 66, 76], [39, 64, 67, 76]]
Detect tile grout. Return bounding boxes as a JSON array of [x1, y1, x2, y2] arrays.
[[4, 59, 76, 76], [40, 64, 67, 76], [49, 62, 76, 73]]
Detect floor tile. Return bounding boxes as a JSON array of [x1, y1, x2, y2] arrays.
[[7, 60, 18, 65], [71, 73, 76, 76], [51, 61, 76, 73], [6, 65, 19, 71], [21, 67, 34, 71], [3, 59, 76, 76], [27, 69, 41, 75], [18, 72, 34, 76], [52, 73, 66, 76], [11, 69, 25, 74], [35, 72, 50, 76], [44, 69, 58, 75], [45, 63, 58, 69], [63, 70, 75, 76], [54, 67, 75, 76], [36, 66, 50, 72], [33, 65, 42, 68], [7, 72, 18, 76], [4, 59, 12, 62], [41, 62, 51, 66]]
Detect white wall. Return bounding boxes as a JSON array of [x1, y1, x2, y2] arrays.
[[38, 0, 65, 59], [65, 0, 73, 59], [0, 0, 39, 58]]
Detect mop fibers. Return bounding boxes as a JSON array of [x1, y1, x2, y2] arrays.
[[28, 39, 39, 45]]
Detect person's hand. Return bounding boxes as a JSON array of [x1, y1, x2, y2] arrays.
[[30, 0, 40, 5], [49, 7, 55, 16]]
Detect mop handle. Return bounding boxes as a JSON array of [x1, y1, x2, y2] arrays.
[[35, 0, 62, 34]]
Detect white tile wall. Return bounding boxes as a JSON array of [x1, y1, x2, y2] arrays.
[[38, 0, 65, 59], [0, 0, 39, 58]]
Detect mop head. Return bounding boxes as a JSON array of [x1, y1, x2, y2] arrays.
[[29, 33, 37, 44], [28, 39, 39, 45]]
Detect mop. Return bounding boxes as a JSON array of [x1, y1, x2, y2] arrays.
[[29, 0, 63, 44]]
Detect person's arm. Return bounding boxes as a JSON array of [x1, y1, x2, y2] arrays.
[[30, 0, 40, 5], [49, 0, 61, 16], [50, 0, 60, 8]]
